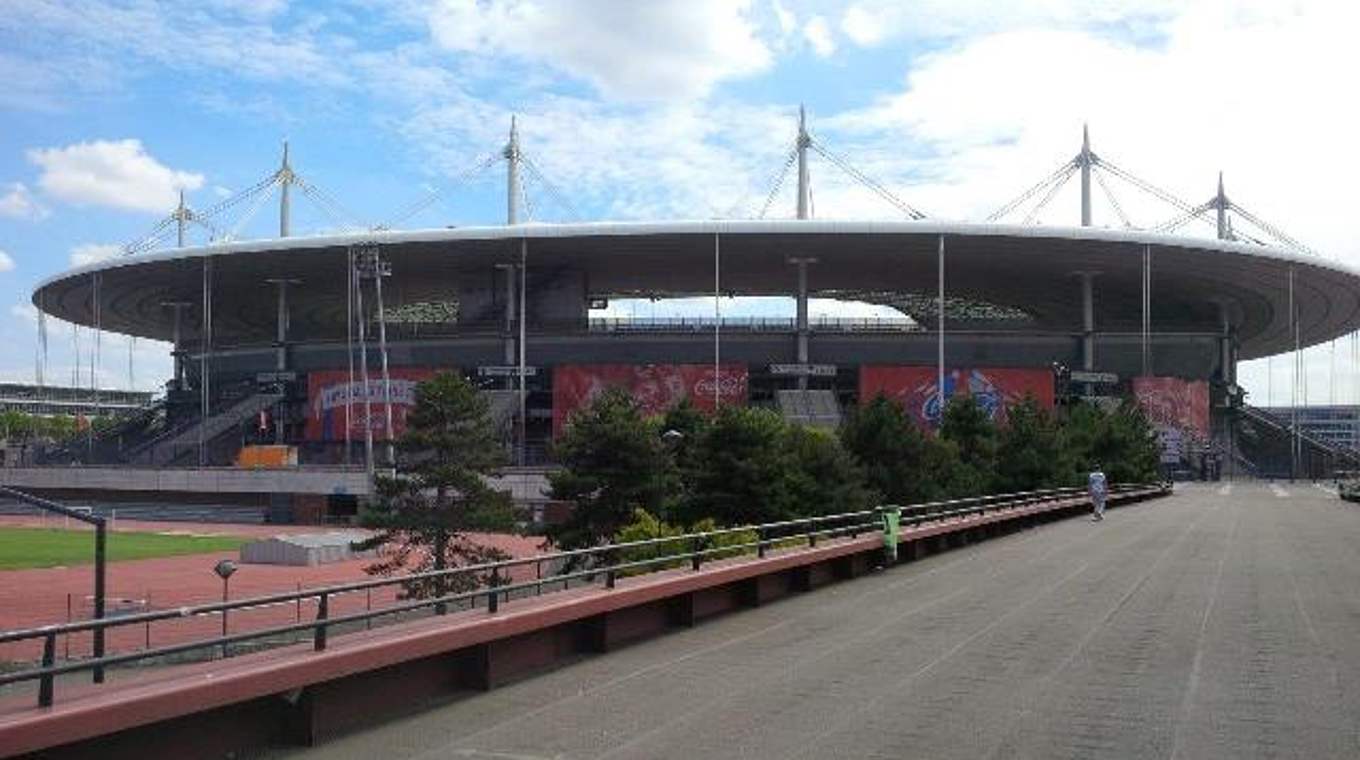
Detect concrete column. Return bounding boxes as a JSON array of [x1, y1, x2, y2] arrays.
[[266, 280, 299, 372], [496, 263, 516, 390], [1078, 272, 1096, 396], [163, 302, 189, 389], [1218, 301, 1235, 385], [789, 257, 816, 389]]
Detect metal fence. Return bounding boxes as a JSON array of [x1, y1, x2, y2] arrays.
[[0, 483, 1164, 707]]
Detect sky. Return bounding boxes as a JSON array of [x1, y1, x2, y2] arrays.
[[0, 0, 1357, 406]]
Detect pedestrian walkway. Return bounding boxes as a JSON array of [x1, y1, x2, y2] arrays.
[[271, 483, 1360, 760]]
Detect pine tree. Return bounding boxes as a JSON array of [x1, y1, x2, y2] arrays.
[[356, 372, 518, 599]]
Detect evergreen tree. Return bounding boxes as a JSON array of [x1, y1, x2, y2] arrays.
[[547, 389, 679, 550], [782, 424, 874, 515], [939, 395, 999, 495], [994, 396, 1068, 492], [680, 405, 795, 525], [839, 394, 951, 504], [357, 371, 518, 599]]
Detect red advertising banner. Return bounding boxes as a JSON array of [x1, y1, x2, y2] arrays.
[[1132, 376, 1210, 442], [859, 366, 1055, 429], [305, 368, 441, 442], [553, 364, 749, 435]]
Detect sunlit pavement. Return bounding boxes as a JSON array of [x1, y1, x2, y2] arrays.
[[270, 482, 1360, 760]]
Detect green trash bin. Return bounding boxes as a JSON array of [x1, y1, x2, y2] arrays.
[[881, 506, 901, 563]]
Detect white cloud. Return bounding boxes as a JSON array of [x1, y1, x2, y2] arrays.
[[0, 182, 48, 220], [803, 16, 836, 57], [840, 0, 1185, 47], [28, 139, 204, 214], [0, 250, 15, 273], [69, 243, 121, 267], [426, 0, 773, 99], [772, 0, 797, 37]]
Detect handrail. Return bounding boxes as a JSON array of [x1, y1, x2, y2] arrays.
[[0, 483, 1167, 706]]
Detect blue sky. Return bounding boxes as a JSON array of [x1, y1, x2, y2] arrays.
[[1, 0, 1357, 405]]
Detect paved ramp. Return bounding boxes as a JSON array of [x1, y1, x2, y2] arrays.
[[270, 483, 1360, 760]]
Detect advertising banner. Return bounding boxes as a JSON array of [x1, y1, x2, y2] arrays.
[[859, 366, 1055, 429], [305, 368, 441, 441], [553, 364, 748, 436], [1132, 376, 1210, 460]]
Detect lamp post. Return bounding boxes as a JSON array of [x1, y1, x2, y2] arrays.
[[213, 559, 237, 657]]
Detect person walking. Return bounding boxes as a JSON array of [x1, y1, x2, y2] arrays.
[[1089, 464, 1108, 521]]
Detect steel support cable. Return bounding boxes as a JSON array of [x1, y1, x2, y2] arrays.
[[195, 173, 282, 225], [1092, 156, 1200, 215], [809, 140, 928, 219], [985, 158, 1079, 222], [227, 182, 280, 240], [1021, 163, 1078, 225], [382, 152, 503, 229], [1092, 166, 1133, 227], [122, 217, 178, 255], [1228, 201, 1314, 254], [521, 154, 581, 221], [757, 146, 799, 219], [295, 178, 366, 232], [1151, 201, 1213, 233]]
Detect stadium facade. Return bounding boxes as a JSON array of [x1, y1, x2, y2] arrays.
[[16, 119, 1360, 520]]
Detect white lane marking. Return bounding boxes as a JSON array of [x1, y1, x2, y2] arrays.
[[1216, 483, 1233, 497], [1269, 483, 1290, 498], [1313, 482, 1339, 497]]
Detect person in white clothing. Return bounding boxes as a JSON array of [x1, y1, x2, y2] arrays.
[[1089, 465, 1108, 521]]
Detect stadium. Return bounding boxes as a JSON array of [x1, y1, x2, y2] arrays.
[[14, 118, 1360, 522]]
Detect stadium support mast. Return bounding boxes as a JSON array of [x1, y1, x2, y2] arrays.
[[279, 141, 294, 238], [1215, 172, 1229, 240], [506, 116, 522, 225], [175, 190, 188, 248], [1079, 124, 1092, 227], [796, 105, 811, 220]]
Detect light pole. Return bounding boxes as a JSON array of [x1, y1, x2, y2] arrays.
[[214, 559, 237, 657]]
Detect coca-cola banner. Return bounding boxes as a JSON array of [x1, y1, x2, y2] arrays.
[[553, 364, 748, 435], [1132, 376, 1210, 443], [305, 368, 440, 441], [859, 366, 1054, 429]]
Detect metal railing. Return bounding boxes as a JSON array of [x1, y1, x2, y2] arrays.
[[0, 483, 1164, 707]]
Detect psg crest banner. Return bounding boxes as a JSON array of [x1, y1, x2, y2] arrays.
[[553, 364, 748, 436], [858, 366, 1055, 429]]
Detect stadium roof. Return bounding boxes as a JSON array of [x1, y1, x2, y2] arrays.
[[33, 220, 1360, 361]]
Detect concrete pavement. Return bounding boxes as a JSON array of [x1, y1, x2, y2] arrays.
[[268, 482, 1360, 760]]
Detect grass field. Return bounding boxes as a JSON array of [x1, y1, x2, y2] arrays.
[[0, 527, 246, 570]]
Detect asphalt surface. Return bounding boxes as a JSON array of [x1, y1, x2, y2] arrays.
[[270, 482, 1360, 760]]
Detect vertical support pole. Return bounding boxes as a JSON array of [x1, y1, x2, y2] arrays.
[[279, 141, 292, 238], [356, 263, 374, 482], [937, 235, 946, 421], [1216, 172, 1229, 240], [1290, 265, 1298, 481], [345, 250, 355, 467], [176, 189, 187, 248], [506, 117, 521, 225], [199, 258, 212, 467], [314, 593, 328, 651], [796, 104, 811, 220], [714, 233, 721, 409], [371, 252, 396, 468], [790, 257, 814, 389], [518, 239, 528, 466], [1080, 124, 1092, 227], [93, 520, 106, 683], [497, 263, 517, 391], [1080, 271, 1095, 396], [1142, 245, 1151, 377]]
